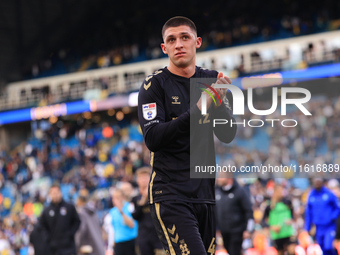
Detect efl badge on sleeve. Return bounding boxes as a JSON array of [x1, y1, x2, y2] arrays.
[[142, 103, 157, 120]]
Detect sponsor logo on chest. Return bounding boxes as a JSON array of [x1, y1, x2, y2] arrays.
[[172, 96, 181, 104]]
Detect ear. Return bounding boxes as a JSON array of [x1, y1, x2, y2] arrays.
[[161, 43, 168, 55], [196, 37, 202, 49]]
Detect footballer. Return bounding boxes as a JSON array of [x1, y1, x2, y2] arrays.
[[138, 16, 237, 255]]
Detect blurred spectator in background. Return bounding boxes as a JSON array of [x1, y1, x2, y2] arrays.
[[335, 216, 340, 254], [216, 175, 253, 255], [131, 167, 163, 255], [327, 179, 340, 199], [75, 189, 105, 255], [29, 222, 50, 255], [109, 188, 138, 255], [103, 213, 115, 255], [39, 183, 81, 255], [0, 231, 11, 254], [263, 184, 294, 255], [120, 182, 135, 202], [1, 90, 340, 253], [305, 178, 340, 255]]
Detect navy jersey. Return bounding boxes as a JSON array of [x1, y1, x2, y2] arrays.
[[138, 66, 237, 204]]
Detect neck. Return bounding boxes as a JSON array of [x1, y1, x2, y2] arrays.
[[167, 62, 196, 78], [52, 200, 61, 205]]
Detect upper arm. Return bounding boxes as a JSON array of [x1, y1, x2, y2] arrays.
[[330, 192, 340, 214], [241, 189, 252, 212], [75, 213, 86, 242], [332, 193, 340, 207], [305, 195, 312, 215], [72, 205, 81, 226], [263, 205, 270, 223], [130, 199, 141, 220], [39, 211, 47, 229], [138, 77, 165, 143]]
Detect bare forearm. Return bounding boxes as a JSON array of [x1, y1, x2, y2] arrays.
[[122, 213, 134, 228]]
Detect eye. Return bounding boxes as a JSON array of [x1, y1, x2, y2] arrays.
[[168, 38, 175, 43], [183, 35, 189, 40]]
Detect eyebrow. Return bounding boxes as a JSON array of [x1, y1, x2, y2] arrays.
[[165, 32, 193, 40]]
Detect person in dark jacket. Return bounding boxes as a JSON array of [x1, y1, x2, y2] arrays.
[[216, 176, 253, 255], [75, 189, 105, 255], [40, 183, 81, 255], [29, 222, 50, 255], [131, 167, 164, 255]]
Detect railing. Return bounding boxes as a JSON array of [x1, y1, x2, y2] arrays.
[[1, 30, 340, 111]]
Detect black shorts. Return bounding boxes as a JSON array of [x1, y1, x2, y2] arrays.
[[221, 232, 243, 255], [150, 200, 216, 255], [136, 231, 164, 255], [114, 239, 136, 255], [274, 237, 291, 251]]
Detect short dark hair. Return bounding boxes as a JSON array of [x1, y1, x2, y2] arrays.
[[50, 181, 60, 190], [162, 16, 197, 39]]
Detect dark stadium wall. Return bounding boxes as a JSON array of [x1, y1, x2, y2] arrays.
[[1, 122, 31, 150], [0, 127, 9, 151]]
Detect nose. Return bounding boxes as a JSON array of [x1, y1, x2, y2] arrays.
[[175, 38, 183, 49]]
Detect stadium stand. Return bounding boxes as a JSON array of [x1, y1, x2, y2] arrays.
[[1, 2, 340, 254], [1, 30, 340, 112], [22, 1, 340, 81], [0, 86, 340, 253]]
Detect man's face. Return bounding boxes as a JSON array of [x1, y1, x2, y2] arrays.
[[112, 191, 123, 207], [121, 182, 133, 200], [49, 187, 62, 204], [137, 173, 150, 190], [161, 25, 202, 68], [217, 177, 233, 187], [313, 179, 323, 190]]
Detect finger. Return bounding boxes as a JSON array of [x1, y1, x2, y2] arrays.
[[219, 88, 227, 96], [215, 88, 224, 96], [224, 75, 232, 84], [215, 79, 223, 84], [211, 84, 225, 96], [217, 72, 223, 79], [221, 77, 230, 84], [209, 85, 222, 95], [216, 77, 229, 84]]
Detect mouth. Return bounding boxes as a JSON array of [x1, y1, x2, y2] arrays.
[[175, 52, 186, 57]]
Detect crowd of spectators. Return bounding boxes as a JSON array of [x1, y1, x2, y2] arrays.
[[216, 94, 340, 181], [26, 1, 340, 80], [0, 116, 146, 254], [0, 90, 339, 254]]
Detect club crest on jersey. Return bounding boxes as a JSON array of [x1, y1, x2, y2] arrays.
[[142, 103, 157, 120], [60, 207, 67, 216]]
